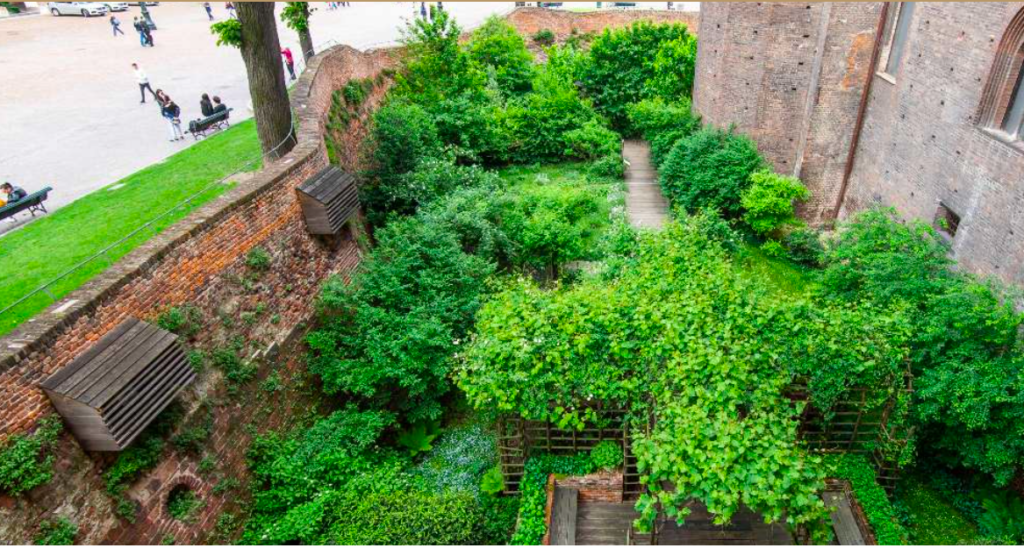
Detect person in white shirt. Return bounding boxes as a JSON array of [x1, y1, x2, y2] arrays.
[[132, 63, 157, 104]]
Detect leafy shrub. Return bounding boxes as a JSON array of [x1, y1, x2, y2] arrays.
[[820, 208, 1024, 484], [211, 346, 257, 394], [397, 420, 441, 456], [659, 126, 765, 219], [393, 7, 484, 105], [389, 155, 499, 215], [245, 247, 271, 271], [504, 78, 602, 163], [589, 441, 623, 471], [580, 21, 696, 130], [426, 92, 510, 165], [34, 517, 78, 546], [532, 28, 555, 46], [105, 405, 183, 496], [589, 154, 625, 179], [167, 486, 203, 522], [512, 454, 594, 544], [626, 98, 700, 167], [187, 349, 206, 374], [415, 421, 498, 496], [480, 465, 505, 496], [825, 454, 907, 545], [171, 403, 213, 455], [783, 226, 825, 267], [760, 239, 787, 259], [467, 16, 534, 97], [741, 169, 810, 236], [157, 305, 203, 339], [563, 119, 621, 160], [341, 78, 374, 108], [978, 491, 1024, 543], [362, 101, 443, 222], [0, 416, 62, 496], [307, 214, 495, 423]]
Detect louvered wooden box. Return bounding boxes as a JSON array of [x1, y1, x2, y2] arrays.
[[40, 318, 194, 451], [296, 165, 360, 235]]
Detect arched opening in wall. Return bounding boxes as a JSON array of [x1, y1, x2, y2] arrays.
[[166, 484, 204, 523], [977, 7, 1024, 144]]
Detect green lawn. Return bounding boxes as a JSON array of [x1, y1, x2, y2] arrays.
[[0, 120, 261, 336], [899, 477, 981, 545], [737, 242, 816, 298]]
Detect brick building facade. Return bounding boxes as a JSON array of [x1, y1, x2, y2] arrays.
[[694, 2, 1024, 283]]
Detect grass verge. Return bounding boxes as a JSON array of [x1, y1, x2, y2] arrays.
[[898, 476, 980, 545], [0, 120, 260, 336]]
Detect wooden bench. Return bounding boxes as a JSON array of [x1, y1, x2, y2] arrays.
[[0, 186, 52, 222], [824, 489, 868, 545], [188, 108, 233, 140]]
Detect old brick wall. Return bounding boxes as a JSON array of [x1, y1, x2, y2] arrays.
[[693, 2, 880, 224], [505, 6, 698, 39], [0, 43, 397, 544], [841, 3, 1024, 284]]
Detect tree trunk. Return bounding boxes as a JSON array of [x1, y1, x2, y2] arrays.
[[237, 2, 295, 160], [299, 29, 314, 64]]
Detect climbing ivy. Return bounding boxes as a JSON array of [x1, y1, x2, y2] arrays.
[[823, 453, 907, 545], [0, 416, 63, 496]]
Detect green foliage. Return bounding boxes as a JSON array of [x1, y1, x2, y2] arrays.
[[820, 207, 1024, 484], [105, 405, 183, 495], [504, 75, 604, 163], [625, 98, 700, 167], [579, 21, 697, 130], [397, 420, 442, 456], [563, 119, 621, 160], [480, 465, 505, 496], [415, 421, 497, 496], [467, 16, 535, 97], [512, 453, 594, 544], [0, 416, 62, 496], [171, 404, 214, 455], [342, 78, 373, 108], [760, 239, 787, 259], [741, 169, 810, 236], [824, 454, 907, 545], [307, 211, 495, 422], [532, 28, 555, 46], [157, 304, 203, 339], [245, 247, 271, 271], [280, 2, 310, 33], [589, 154, 625, 179], [589, 441, 623, 471], [187, 349, 206, 374], [394, 7, 483, 105], [34, 517, 78, 546], [978, 491, 1024, 543], [659, 126, 765, 219], [897, 476, 981, 544], [361, 101, 443, 223], [211, 346, 257, 394], [167, 487, 204, 522], [210, 19, 242, 48], [783, 226, 825, 267]]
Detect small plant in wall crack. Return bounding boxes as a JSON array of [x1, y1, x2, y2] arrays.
[[0, 416, 63, 496]]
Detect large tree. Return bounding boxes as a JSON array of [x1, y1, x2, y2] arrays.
[[281, 2, 314, 63], [222, 2, 295, 159]]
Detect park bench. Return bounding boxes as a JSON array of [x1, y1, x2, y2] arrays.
[[0, 186, 52, 222], [188, 108, 233, 140]]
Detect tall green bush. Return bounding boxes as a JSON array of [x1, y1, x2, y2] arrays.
[[580, 21, 697, 130], [504, 77, 603, 163], [626, 98, 701, 167], [466, 16, 535, 97], [824, 454, 907, 545], [741, 169, 810, 236], [659, 126, 765, 218]]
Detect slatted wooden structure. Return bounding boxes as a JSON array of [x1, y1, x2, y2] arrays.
[[550, 486, 578, 545], [497, 410, 645, 499], [40, 318, 194, 451], [296, 165, 359, 236]]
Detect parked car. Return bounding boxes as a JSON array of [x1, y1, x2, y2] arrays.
[[103, 2, 129, 11], [48, 2, 109, 16], [127, 2, 159, 5]]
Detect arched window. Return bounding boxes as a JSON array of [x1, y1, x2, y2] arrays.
[[978, 7, 1024, 142]]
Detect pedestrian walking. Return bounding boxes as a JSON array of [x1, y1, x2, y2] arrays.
[[132, 63, 158, 104], [203, 2, 213, 20], [225, 2, 236, 19], [133, 17, 147, 46], [141, 21, 154, 47], [419, 2, 426, 19], [436, 2, 443, 12], [281, 47, 296, 80], [159, 93, 185, 141], [110, 15, 125, 36]]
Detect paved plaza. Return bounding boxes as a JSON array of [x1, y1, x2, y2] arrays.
[[0, 2, 511, 220]]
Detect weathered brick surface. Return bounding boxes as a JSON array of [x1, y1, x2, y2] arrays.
[[0, 43, 396, 544], [505, 6, 698, 38], [841, 3, 1024, 284], [694, 2, 881, 225], [557, 470, 624, 503]]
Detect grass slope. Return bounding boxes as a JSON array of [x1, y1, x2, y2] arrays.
[[0, 120, 260, 336]]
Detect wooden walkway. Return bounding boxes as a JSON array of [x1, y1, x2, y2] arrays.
[[623, 140, 670, 229]]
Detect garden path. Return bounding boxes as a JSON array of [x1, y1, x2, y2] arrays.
[[623, 140, 670, 229]]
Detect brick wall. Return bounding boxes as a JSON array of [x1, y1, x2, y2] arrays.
[[0, 43, 397, 544], [841, 3, 1024, 285], [693, 2, 880, 224], [505, 6, 698, 39]]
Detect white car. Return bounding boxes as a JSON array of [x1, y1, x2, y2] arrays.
[[103, 2, 129, 11], [48, 2, 109, 16]]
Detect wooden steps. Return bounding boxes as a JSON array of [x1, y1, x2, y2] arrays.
[[623, 140, 670, 229]]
